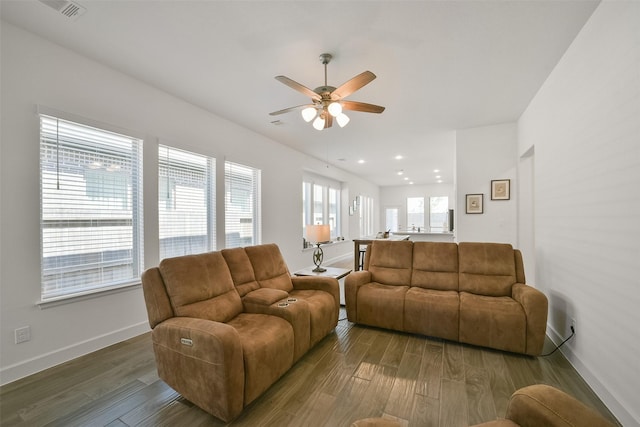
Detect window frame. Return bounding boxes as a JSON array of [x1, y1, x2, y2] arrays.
[[302, 173, 342, 247], [38, 111, 144, 303], [158, 144, 216, 260]]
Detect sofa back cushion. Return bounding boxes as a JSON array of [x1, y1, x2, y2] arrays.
[[221, 247, 260, 297], [411, 242, 459, 291], [368, 240, 413, 285], [244, 243, 294, 292], [159, 251, 242, 322], [458, 242, 517, 297]]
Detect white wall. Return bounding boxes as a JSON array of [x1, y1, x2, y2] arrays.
[[518, 2, 640, 425], [456, 123, 518, 245], [0, 22, 377, 384]]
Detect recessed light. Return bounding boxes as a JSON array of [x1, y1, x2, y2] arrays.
[[403, 177, 409, 181], [435, 175, 441, 179], [434, 169, 440, 173], [395, 155, 403, 160], [397, 170, 404, 175], [357, 159, 365, 164], [437, 180, 442, 183], [409, 181, 414, 185]]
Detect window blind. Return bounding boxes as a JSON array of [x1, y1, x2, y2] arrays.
[[225, 161, 261, 248], [302, 173, 342, 245], [39, 115, 143, 301], [159, 145, 215, 260]]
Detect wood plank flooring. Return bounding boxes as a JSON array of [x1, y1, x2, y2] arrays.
[[0, 314, 620, 427], [0, 259, 621, 426]]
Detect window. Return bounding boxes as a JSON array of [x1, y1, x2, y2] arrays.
[[385, 207, 399, 232], [225, 161, 261, 248], [407, 197, 425, 230], [39, 114, 143, 301], [302, 174, 341, 246], [159, 145, 215, 259], [359, 195, 374, 236], [429, 196, 449, 231]]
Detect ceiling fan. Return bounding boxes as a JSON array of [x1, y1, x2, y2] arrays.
[[270, 53, 385, 130]]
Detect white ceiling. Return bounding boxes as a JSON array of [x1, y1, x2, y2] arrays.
[[1, 0, 599, 186]]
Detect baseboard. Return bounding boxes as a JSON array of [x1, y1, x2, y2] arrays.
[[0, 321, 150, 386], [547, 324, 637, 426]]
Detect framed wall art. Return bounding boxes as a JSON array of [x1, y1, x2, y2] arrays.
[[466, 194, 483, 214], [491, 179, 510, 200]]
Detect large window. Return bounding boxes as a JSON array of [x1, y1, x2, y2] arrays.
[[302, 174, 341, 246], [159, 145, 215, 259], [429, 196, 449, 231], [385, 207, 399, 232], [407, 197, 425, 230], [39, 114, 143, 301], [225, 161, 261, 248]]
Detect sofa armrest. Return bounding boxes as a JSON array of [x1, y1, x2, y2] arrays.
[[506, 384, 615, 427], [512, 283, 548, 355], [344, 270, 372, 322], [291, 275, 340, 308], [151, 317, 244, 421]]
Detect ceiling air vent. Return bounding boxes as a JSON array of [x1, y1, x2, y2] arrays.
[[39, 0, 86, 20]]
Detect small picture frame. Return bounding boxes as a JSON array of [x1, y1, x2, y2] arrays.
[[491, 179, 510, 200], [466, 194, 484, 214]]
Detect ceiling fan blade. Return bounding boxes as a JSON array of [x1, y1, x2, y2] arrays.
[[331, 71, 376, 100], [275, 76, 321, 101], [341, 100, 385, 114], [269, 104, 315, 116]]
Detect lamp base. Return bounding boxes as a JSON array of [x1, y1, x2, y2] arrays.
[[312, 245, 326, 273]]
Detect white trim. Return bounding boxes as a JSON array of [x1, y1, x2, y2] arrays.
[[37, 281, 141, 309], [0, 321, 150, 386], [547, 324, 633, 426]]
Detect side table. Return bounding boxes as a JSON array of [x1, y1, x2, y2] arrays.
[[293, 267, 351, 305]]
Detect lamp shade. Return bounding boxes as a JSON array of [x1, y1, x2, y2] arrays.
[[306, 224, 330, 243], [301, 107, 317, 122]]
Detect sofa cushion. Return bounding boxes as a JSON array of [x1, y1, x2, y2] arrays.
[[411, 242, 459, 291], [368, 240, 414, 286], [245, 243, 294, 292], [159, 252, 242, 322], [227, 313, 294, 405], [404, 287, 459, 341], [357, 282, 409, 331], [221, 247, 260, 297], [289, 289, 337, 346], [458, 242, 517, 297], [459, 292, 526, 353]]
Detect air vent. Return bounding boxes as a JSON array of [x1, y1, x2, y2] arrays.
[[39, 0, 86, 20]]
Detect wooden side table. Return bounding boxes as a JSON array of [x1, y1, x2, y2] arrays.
[[293, 267, 351, 305]]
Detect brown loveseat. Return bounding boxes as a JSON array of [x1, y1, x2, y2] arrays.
[[141, 243, 339, 422], [345, 241, 548, 355]]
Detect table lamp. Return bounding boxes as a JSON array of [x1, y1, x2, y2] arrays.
[[306, 224, 330, 272]]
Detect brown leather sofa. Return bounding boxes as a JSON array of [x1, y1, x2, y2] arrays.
[[351, 384, 615, 427], [141, 243, 339, 422], [345, 241, 548, 355]]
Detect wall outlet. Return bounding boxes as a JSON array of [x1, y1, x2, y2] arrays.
[[15, 326, 31, 344]]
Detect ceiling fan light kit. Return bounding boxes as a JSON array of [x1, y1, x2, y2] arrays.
[[270, 53, 385, 130]]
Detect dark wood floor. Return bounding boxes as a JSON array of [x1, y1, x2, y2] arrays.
[[0, 259, 620, 426], [0, 312, 619, 427]]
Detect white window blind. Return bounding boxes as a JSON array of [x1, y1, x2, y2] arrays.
[[159, 145, 215, 260], [225, 161, 261, 248], [302, 173, 341, 247], [359, 195, 374, 236], [407, 196, 425, 229], [39, 115, 143, 301]]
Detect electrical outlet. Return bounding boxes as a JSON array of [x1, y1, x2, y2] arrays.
[[15, 326, 31, 344]]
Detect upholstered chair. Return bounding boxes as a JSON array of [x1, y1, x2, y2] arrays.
[[141, 251, 295, 422]]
